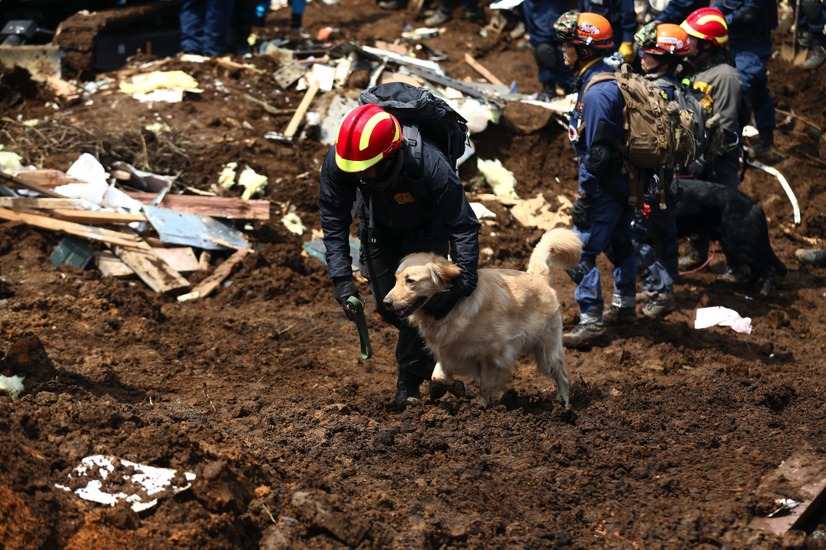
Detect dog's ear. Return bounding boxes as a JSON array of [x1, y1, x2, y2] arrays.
[[429, 259, 462, 288]]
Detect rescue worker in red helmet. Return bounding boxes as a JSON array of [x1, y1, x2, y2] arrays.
[[678, 6, 749, 276], [554, 11, 638, 348], [319, 98, 480, 409]]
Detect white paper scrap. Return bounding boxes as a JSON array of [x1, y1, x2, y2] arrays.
[[694, 306, 752, 334]]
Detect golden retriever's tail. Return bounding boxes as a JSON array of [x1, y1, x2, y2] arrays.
[[527, 227, 582, 279]]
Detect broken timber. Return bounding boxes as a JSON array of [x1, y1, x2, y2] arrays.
[[750, 449, 826, 535], [177, 247, 249, 302], [114, 247, 190, 294], [0, 208, 149, 249], [463, 53, 505, 87], [128, 192, 270, 220]]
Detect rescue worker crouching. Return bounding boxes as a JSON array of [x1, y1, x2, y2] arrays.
[[553, 10, 638, 349], [318, 103, 481, 409]]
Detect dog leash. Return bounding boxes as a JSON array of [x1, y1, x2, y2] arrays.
[[678, 243, 717, 277], [346, 296, 372, 359]]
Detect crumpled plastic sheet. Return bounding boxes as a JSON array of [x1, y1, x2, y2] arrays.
[[694, 306, 753, 334]]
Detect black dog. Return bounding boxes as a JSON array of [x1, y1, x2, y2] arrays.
[[673, 178, 787, 297]]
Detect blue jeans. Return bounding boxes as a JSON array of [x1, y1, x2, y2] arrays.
[[572, 200, 637, 318], [733, 48, 776, 132], [180, 0, 235, 56]]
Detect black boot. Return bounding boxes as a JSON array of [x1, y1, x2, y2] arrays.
[[395, 372, 423, 409]]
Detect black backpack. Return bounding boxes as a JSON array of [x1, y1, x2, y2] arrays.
[[358, 82, 470, 171]]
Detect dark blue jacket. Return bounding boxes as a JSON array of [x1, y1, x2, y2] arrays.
[[522, 0, 570, 44], [656, 0, 708, 24], [569, 59, 630, 205], [713, 0, 777, 52], [319, 130, 480, 294]]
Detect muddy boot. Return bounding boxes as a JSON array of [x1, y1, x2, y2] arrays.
[[749, 128, 783, 164], [717, 266, 748, 285], [795, 247, 826, 267], [425, 8, 452, 26], [603, 306, 636, 326], [804, 37, 826, 70], [395, 372, 423, 409], [642, 291, 676, 319], [563, 321, 607, 349], [678, 237, 709, 271]]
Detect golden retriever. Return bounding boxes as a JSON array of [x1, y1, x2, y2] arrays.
[[383, 227, 582, 408]]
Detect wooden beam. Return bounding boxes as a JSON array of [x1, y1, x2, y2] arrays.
[[0, 198, 86, 209], [177, 247, 250, 302], [48, 209, 146, 225], [283, 79, 321, 139], [114, 247, 190, 294], [0, 170, 67, 198], [6, 169, 85, 188], [463, 53, 505, 87], [127, 192, 271, 220], [0, 207, 150, 249]]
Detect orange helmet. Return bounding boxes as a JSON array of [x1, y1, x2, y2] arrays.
[[635, 22, 691, 56], [554, 11, 614, 50], [335, 104, 403, 173], [681, 7, 728, 46]]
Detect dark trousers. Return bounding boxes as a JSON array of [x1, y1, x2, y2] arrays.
[[359, 228, 448, 383]]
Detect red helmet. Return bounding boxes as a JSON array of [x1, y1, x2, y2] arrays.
[[635, 22, 691, 56], [681, 7, 728, 46], [554, 11, 614, 50], [335, 104, 403, 173]]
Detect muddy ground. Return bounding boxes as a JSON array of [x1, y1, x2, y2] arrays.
[[1, 1, 826, 548]]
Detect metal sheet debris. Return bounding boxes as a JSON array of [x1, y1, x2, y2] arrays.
[[144, 206, 249, 250]]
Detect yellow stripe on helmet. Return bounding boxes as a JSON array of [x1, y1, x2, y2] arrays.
[[360, 112, 397, 151], [335, 150, 385, 173]]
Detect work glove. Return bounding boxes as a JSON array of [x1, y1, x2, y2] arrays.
[[333, 276, 362, 321], [572, 196, 590, 230], [422, 281, 464, 320], [619, 41, 634, 64]]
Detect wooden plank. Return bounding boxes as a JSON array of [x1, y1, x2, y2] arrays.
[[152, 247, 201, 273], [96, 251, 135, 277], [0, 198, 86, 209], [283, 79, 320, 139], [750, 450, 826, 535], [8, 169, 85, 188], [0, 207, 150, 249], [463, 53, 505, 87], [115, 247, 190, 294], [177, 248, 249, 302], [48, 209, 146, 225], [0, 170, 67, 198], [126, 192, 271, 220]]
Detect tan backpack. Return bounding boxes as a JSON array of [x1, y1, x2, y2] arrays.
[[579, 64, 708, 205]]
